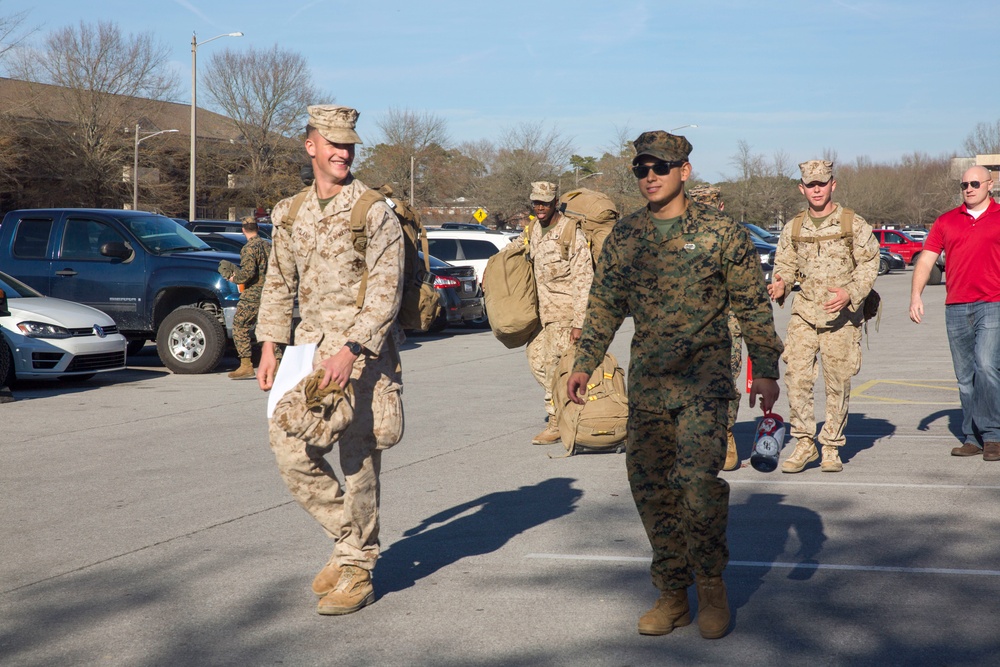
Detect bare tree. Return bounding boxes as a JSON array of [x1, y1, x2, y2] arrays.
[[474, 122, 573, 227], [593, 125, 644, 215], [963, 120, 1000, 156], [355, 108, 452, 205], [202, 45, 318, 208], [6, 20, 178, 207], [0, 4, 33, 60]]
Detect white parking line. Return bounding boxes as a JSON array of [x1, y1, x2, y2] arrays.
[[525, 553, 1000, 577], [726, 480, 1000, 490]]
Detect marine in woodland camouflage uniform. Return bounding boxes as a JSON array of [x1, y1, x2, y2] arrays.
[[515, 181, 594, 445], [768, 160, 879, 474], [568, 131, 782, 640], [689, 185, 742, 471], [221, 218, 272, 379], [255, 104, 404, 616]]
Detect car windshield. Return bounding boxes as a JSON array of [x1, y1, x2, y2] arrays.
[[0, 270, 43, 298], [118, 215, 212, 254]]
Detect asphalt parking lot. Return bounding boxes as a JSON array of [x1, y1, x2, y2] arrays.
[[2, 267, 998, 666]]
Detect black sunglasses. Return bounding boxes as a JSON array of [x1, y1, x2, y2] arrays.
[[632, 161, 683, 179], [960, 180, 988, 190]]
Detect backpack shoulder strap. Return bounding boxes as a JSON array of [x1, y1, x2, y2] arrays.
[[349, 188, 392, 308], [558, 213, 578, 262], [790, 208, 854, 244], [789, 210, 807, 241], [277, 187, 311, 234]]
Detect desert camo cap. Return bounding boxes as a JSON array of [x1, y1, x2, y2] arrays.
[[308, 104, 363, 144], [799, 160, 833, 183], [632, 130, 693, 165], [530, 181, 558, 202]]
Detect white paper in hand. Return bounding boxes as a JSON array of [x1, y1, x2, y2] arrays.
[[266, 343, 318, 418]]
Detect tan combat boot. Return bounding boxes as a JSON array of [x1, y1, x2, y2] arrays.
[[531, 421, 561, 445], [317, 565, 374, 615], [695, 575, 731, 639], [722, 429, 739, 471], [781, 439, 818, 474], [311, 556, 342, 597], [227, 358, 255, 380], [821, 445, 843, 472], [638, 588, 691, 636]]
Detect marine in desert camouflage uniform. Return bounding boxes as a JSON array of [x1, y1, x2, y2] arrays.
[[568, 131, 782, 640], [256, 104, 404, 616], [767, 160, 879, 474], [515, 181, 593, 445], [221, 217, 272, 379], [689, 185, 742, 471]]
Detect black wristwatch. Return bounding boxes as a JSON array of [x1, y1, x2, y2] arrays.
[[344, 340, 363, 356]]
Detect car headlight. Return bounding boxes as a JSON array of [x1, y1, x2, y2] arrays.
[[890, 252, 903, 261], [17, 321, 73, 338]]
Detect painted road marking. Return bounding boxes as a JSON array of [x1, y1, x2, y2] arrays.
[[526, 553, 1000, 577], [726, 479, 1000, 490], [851, 379, 959, 405]]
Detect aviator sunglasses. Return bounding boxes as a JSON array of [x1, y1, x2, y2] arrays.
[[960, 180, 988, 190], [632, 161, 683, 179]]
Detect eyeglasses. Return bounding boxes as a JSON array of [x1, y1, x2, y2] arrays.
[[960, 181, 988, 190], [632, 161, 683, 179]]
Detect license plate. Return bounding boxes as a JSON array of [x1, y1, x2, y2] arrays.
[[463, 282, 473, 294]]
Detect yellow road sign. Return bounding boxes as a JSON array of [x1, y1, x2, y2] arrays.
[[473, 207, 487, 223]]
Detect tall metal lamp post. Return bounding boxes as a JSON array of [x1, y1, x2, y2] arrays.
[[670, 124, 698, 133], [189, 31, 243, 221], [133, 125, 178, 211]]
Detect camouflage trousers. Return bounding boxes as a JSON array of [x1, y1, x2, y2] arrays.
[[627, 400, 730, 591], [782, 313, 862, 449], [728, 312, 743, 429], [232, 295, 261, 359], [525, 322, 574, 419], [269, 349, 404, 570]]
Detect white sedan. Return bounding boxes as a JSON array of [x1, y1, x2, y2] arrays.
[[0, 271, 126, 384]]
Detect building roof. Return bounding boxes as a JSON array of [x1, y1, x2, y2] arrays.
[[0, 76, 240, 141]]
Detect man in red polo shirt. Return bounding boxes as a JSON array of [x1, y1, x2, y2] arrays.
[[910, 165, 1000, 461]]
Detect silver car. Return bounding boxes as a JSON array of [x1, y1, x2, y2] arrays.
[[0, 270, 126, 383]]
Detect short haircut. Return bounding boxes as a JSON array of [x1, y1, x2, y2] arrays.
[[241, 217, 258, 233]]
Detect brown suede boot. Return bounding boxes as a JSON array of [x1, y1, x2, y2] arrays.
[[227, 358, 255, 380], [317, 565, 374, 615], [695, 575, 731, 639], [722, 429, 739, 471], [531, 422, 561, 445], [781, 439, 818, 473], [311, 557, 342, 597], [638, 588, 691, 636]]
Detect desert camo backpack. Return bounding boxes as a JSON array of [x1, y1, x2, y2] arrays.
[[550, 344, 628, 457], [281, 184, 441, 332], [556, 188, 619, 268]]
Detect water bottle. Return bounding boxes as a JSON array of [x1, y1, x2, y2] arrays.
[[750, 412, 785, 472]]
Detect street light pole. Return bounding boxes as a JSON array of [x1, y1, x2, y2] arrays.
[[574, 167, 604, 187], [669, 124, 698, 133], [134, 124, 178, 211], [189, 31, 243, 221]]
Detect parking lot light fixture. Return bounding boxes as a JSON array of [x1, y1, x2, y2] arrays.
[[133, 125, 178, 211], [190, 31, 243, 221]]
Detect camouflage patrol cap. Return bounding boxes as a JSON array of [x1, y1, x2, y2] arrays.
[[307, 104, 363, 144], [688, 185, 722, 208], [530, 181, 558, 203], [632, 130, 693, 165], [799, 160, 833, 184]]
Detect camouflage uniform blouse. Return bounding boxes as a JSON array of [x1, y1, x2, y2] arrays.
[[229, 235, 271, 301], [771, 204, 879, 328], [574, 200, 783, 413], [515, 214, 593, 329], [255, 178, 403, 359]]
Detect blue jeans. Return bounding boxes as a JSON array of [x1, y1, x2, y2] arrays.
[[945, 301, 1000, 445]]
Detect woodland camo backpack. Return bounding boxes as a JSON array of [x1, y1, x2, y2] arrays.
[[280, 184, 441, 332]]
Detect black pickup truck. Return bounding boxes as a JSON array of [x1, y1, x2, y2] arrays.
[[0, 209, 243, 374]]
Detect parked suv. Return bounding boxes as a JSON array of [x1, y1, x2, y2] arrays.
[[872, 228, 924, 264], [0, 209, 244, 374], [425, 229, 513, 287]]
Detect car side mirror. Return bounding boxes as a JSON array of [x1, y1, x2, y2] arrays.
[[0, 289, 9, 317], [101, 241, 132, 260]]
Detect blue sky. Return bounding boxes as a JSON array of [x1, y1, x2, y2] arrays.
[[0, 0, 987, 181]]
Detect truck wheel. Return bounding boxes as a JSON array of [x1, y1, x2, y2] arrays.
[[928, 263, 943, 286], [156, 306, 225, 374]]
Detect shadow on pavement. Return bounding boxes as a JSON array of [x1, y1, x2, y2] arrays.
[[918, 408, 965, 443], [378, 477, 582, 596]]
